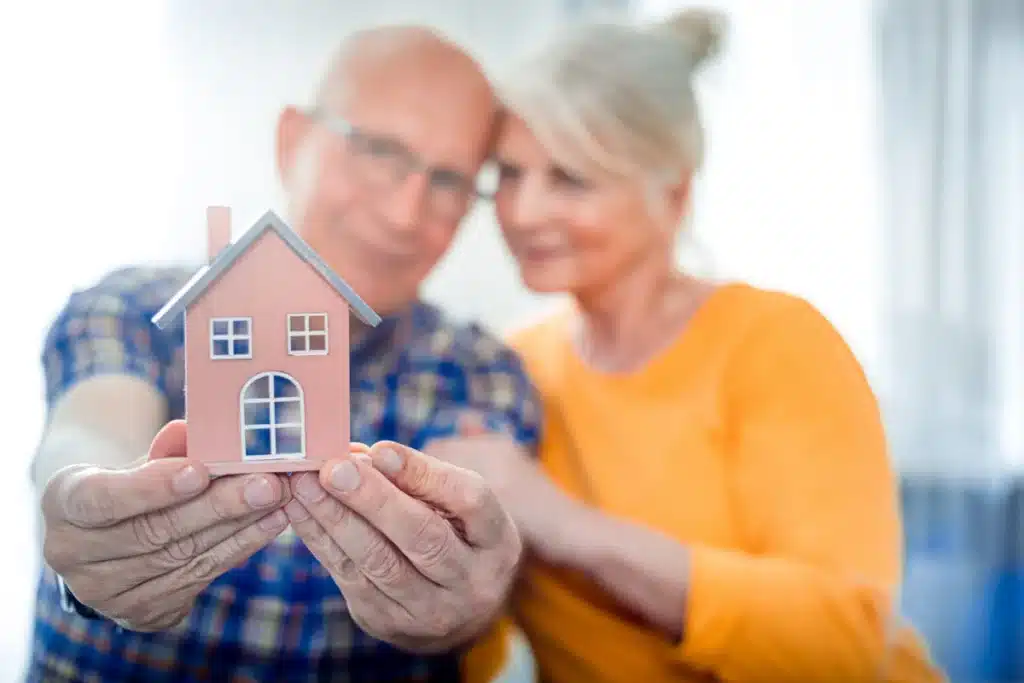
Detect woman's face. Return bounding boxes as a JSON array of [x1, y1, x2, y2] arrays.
[[492, 115, 679, 296]]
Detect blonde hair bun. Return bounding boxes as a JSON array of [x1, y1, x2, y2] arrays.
[[655, 7, 727, 69]]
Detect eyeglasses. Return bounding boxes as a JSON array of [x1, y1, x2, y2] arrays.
[[307, 107, 499, 218]]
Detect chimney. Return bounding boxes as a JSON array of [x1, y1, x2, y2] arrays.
[[207, 206, 231, 262]]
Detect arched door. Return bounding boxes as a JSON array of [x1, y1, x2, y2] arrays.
[[240, 371, 305, 460]]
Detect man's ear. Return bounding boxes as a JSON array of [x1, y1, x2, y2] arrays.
[[275, 106, 311, 184]]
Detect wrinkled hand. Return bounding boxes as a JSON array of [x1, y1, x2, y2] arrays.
[[285, 441, 522, 653], [40, 420, 290, 631]]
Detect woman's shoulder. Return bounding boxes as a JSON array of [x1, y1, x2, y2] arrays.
[[711, 281, 870, 389], [707, 281, 845, 347], [499, 301, 575, 386], [503, 301, 574, 353]]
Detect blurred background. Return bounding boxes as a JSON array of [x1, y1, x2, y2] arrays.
[[0, 0, 1020, 680]]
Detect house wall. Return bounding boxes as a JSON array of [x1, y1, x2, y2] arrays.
[[185, 229, 352, 467]]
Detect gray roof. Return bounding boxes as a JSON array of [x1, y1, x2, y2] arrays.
[[151, 210, 381, 329]]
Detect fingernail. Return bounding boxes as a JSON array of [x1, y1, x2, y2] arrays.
[[284, 500, 309, 521], [329, 461, 360, 492], [244, 475, 277, 508], [296, 473, 326, 503], [374, 448, 403, 475], [259, 510, 287, 531], [172, 465, 205, 495]]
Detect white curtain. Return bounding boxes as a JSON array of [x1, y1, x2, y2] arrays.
[[878, 0, 1024, 478], [878, 0, 1023, 678]]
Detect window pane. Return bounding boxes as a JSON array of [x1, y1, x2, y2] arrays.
[[289, 315, 306, 332], [233, 319, 249, 336], [289, 335, 307, 353], [273, 374, 300, 398], [308, 333, 326, 352], [276, 426, 303, 455], [245, 375, 270, 399], [212, 319, 229, 335], [233, 338, 250, 356], [274, 398, 301, 425], [243, 401, 270, 427], [309, 314, 326, 332], [212, 339, 230, 357], [244, 427, 272, 457]]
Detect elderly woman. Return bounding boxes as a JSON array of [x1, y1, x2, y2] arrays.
[[447, 9, 945, 683]]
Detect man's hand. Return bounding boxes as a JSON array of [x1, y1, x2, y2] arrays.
[[285, 441, 522, 653], [426, 429, 574, 557], [40, 420, 290, 632]]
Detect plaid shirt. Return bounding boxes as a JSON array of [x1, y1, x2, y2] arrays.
[[28, 266, 541, 683]]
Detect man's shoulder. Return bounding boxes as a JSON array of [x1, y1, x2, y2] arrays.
[[61, 264, 196, 318], [407, 302, 523, 371]]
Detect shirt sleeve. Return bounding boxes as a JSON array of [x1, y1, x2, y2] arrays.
[[676, 296, 919, 682], [411, 323, 542, 455], [40, 267, 183, 412]]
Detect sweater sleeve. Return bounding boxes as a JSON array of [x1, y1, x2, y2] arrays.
[[676, 296, 911, 682]]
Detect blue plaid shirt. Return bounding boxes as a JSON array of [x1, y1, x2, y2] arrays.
[[28, 266, 541, 682]]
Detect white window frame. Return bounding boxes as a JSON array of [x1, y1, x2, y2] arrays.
[[287, 312, 329, 356], [239, 371, 305, 460], [210, 316, 252, 359]]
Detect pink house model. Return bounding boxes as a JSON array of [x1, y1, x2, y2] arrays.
[[151, 207, 381, 475]]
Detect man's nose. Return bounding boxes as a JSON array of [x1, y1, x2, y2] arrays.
[[381, 172, 429, 231]]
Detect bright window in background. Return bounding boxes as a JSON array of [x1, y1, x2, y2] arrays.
[[636, 0, 884, 382]]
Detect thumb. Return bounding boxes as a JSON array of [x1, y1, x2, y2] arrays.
[[148, 419, 188, 460]]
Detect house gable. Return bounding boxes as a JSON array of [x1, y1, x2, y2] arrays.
[[151, 210, 380, 329]]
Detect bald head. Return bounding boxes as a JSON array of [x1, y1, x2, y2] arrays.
[[275, 24, 500, 316], [314, 25, 493, 113]]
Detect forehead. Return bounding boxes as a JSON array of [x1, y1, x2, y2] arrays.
[[494, 115, 551, 163], [342, 65, 496, 170]]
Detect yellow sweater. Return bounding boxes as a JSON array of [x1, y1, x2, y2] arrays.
[[491, 283, 944, 683]]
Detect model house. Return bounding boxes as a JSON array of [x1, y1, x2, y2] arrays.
[[152, 207, 381, 475]]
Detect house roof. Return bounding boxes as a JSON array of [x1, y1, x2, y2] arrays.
[[151, 210, 382, 329]]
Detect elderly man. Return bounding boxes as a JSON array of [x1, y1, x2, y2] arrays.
[[29, 25, 538, 682]]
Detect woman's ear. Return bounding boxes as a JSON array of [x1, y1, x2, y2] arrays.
[[665, 172, 691, 223], [275, 106, 311, 185]]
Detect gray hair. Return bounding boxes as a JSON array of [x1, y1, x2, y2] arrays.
[[497, 8, 726, 183]]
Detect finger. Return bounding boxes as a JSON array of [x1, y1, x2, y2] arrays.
[[107, 507, 289, 617], [312, 458, 470, 586], [285, 503, 421, 620], [148, 419, 187, 460], [367, 441, 511, 549], [47, 456, 212, 530], [74, 472, 289, 563], [72, 506, 288, 602], [289, 470, 462, 592]]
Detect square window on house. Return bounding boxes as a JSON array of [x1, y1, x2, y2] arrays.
[[287, 313, 329, 355], [211, 317, 252, 359]]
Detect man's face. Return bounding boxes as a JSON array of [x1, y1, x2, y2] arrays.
[[277, 57, 496, 317]]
